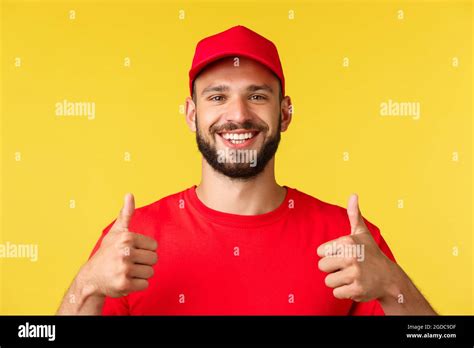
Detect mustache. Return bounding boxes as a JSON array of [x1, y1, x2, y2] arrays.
[[210, 120, 269, 134]]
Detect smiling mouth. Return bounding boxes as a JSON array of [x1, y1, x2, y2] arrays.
[[217, 130, 260, 145]]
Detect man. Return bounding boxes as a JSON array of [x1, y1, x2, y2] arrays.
[[57, 25, 435, 315]]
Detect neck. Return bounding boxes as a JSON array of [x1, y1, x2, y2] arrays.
[[196, 158, 286, 215]]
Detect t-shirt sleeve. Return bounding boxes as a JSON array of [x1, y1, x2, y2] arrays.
[[349, 218, 397, 316], [88, 220, 130, 316]]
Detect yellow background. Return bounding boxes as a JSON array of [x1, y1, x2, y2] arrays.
[[1, 0, 472, 314]]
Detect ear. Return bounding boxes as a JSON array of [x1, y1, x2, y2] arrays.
[[185, 96, 197, 132], [280, 96, 293, 132]]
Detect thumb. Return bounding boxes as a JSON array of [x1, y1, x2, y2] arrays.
[[114, 193, 135, 230], [347, 193, 367, 235]]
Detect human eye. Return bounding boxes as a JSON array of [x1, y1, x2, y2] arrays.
[[249, 94, 267, 101], [209, 95, 226, 102]]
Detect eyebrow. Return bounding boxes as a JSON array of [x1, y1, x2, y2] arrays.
[[246, 84, 274, 94], [201, 84, 230, 95], [201, 84, 274, 96]]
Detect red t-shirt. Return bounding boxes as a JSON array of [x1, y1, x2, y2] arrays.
[[89, 186, 396, 315]]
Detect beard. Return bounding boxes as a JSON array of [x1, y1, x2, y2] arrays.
[[195, 115, 281, 180]]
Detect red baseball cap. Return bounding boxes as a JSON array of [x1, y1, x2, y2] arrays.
[[189, 25, 285, 97]]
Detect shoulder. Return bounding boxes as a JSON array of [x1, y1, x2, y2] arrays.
[[288, 187, 384, 242], [101, 188, 192, 234], [288, 187, 348, 219]]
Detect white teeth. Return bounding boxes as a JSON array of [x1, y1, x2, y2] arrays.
[[221, 132, 254, 141]]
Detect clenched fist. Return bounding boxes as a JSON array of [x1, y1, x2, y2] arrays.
[[84, 193, 158, 298]]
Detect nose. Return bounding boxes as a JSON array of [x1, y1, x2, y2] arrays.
[[224, 96, 252, 125]]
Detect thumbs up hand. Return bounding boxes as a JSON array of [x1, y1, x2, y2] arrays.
[[317, 194, 397, 302], [84, 193, 158, 298]]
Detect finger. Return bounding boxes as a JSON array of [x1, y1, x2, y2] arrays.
[[347, 193, 368, 235], [324, 268, 353, 288], [131, 248, 158, 265], [130, 264, 154, 279], [333, 284, 357, 300], [129, 278, 149, 292], [317, 241, 336, 258], [318, 255, 349, 273], [132, 233, 158, 251], [317, 236, 353, 258], [114, 193, 135, 230]]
